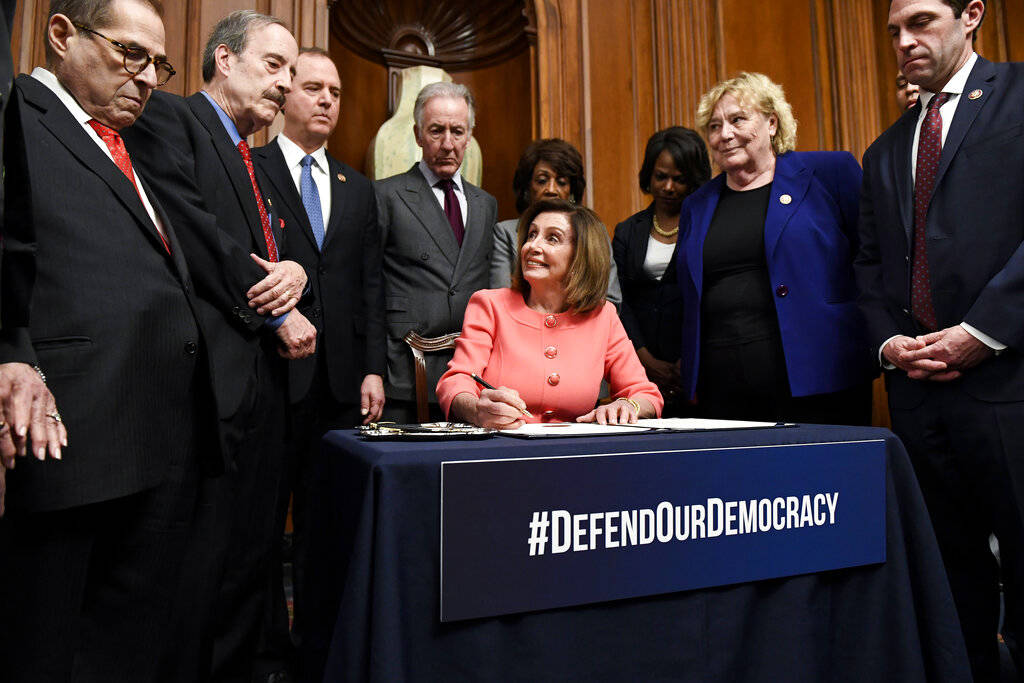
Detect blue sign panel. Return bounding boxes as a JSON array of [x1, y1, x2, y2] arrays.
[[440, 440, 886, 622]]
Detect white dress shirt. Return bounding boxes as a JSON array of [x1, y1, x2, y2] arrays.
[[418, 160, 469, 228], [276, 133, 332, 233], [31, 66, 166, 241]]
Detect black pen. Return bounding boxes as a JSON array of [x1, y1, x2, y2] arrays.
[[470, 373, 533, 418]]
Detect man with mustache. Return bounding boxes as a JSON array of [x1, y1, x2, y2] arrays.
[[122, 10, 312, 683], [375, 82, 496, 422], [252, 47, 385, 679], [856, 0, 1024, 678]]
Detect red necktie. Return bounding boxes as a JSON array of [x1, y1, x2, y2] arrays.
[[910, 92, 949, 331], [436, 178, 465, 246], [88, 119, 170, 254], [237, 139, 279, 262]]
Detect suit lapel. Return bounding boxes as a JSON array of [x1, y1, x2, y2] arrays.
[[684, 175, 725, 294], [22, 77, 168, 255], [763, 152, 810, 261], [323, 155, 351, 250], [396, 165, 460, 266], [453, 180, 488, 280], [933, 57, 996, 202], [185, 93, 270, 258], [256, 140, 316, 252], [891, 108, 917, 247], [141, 175, 192, 282], [628, 207, 653, 278]]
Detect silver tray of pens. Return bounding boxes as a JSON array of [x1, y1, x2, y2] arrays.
[[357, 422, 497, 441]]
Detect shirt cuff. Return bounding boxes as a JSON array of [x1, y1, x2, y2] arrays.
[[264, 311, 289, 330], [960, 322, 1007, 352], [878, 335, 900, 369]]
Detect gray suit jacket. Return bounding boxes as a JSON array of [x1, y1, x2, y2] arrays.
[[376, 164, 496, 401]]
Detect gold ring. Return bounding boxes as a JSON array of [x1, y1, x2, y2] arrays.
[[47, 412, 62, 424], [0, 421, 6, 430]]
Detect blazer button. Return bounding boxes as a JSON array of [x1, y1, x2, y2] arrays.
[[544, 315, 558, 328], [775, 284, 789, 298], [313, 307, 322, 318], [448, 288, 456, 296], [318, 266, 326, 275], [544, 345, 558, 359], [547, 372, 560, 386], [184, 341, 197, 355], [420, 253, 431, 261]]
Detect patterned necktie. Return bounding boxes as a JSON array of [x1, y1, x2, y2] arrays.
[[237, 139, 279, 262], [300, 155, 325, 250], [910, 92, 950, 331], [436, 178, 465, 246], [88, 119, 170, 254]]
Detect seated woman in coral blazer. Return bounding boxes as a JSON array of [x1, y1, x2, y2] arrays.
[[437, 199, 663, 429]]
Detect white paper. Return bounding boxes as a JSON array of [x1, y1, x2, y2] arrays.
[[635, 418, 777, 430]]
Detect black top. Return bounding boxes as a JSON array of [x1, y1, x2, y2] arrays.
[[612, 205, 684, 361], [701, 183, 778, 347]]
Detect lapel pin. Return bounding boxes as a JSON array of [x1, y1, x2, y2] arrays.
[[968, 89, 983, 100], [779, 194, 792, 205], [279, 218, 285, 229], [337, 173, 347, 183], [267, 197, 273, 208]]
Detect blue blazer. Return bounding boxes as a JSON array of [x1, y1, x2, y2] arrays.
[[676, 150, 876, 399]]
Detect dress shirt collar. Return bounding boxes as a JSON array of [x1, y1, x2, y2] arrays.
[[418, 159, 464, 194], [277, 132, 328, 174], [31, 66, 94, 127], [200, 90, 244, 146], [919, 51, 977, 107]]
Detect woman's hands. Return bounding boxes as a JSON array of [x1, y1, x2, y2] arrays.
[[451, 388, 529, 430], [577, 397, 655, 424]]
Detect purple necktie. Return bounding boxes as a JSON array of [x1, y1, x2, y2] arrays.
[[911, 92, 949, 331], [436, 178, 465, 246]]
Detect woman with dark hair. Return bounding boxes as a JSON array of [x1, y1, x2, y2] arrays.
[[613, 127, 710, 414], [439, 199, 661, 428], [490, 138, 621, 306]]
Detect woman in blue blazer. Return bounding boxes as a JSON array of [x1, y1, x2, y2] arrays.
[[677, 73, 876, 424]]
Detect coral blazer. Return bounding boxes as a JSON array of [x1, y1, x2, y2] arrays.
[[437, 288, 663, 422]]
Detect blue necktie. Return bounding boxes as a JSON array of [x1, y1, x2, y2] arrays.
[[300, 155, 325, 250]]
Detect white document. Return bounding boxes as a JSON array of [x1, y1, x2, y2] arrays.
[[636, 418, 777, 430], [500, 422, 655, 437]]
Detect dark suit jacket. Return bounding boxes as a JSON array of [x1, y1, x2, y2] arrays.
[[254, 138, 386, 404], [0, 75, 212, 512], [613, 205, 684, 362], [856, 57, 1024, 406], [677, 151, 876, 400], [123, 90, 286, 424], [375, 164, 496, 402]]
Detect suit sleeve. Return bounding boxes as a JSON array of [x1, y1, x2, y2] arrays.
[[853, 148, 902, 350], [123, 94, 271, 334], [361, 185, 386, 376], [489, 221, 516, 289], [435, 291, 495, 418], [604, 306, 663, 416], [0, 89, 37, 365], [612, 220, 645, 349]]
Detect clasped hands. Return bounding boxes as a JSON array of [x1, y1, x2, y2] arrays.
[[883, 325, 994, 381], [246, 254, 316, 359]]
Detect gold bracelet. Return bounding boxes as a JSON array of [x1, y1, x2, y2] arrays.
[[617, 397, 641, 416]]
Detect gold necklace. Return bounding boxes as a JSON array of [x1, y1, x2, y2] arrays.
[[652, 213, 678, 237]]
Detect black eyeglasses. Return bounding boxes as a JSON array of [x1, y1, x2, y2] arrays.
[[73, 23, 176, 87]]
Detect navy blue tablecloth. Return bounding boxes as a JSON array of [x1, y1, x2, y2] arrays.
[[302, 425, 970, 683]]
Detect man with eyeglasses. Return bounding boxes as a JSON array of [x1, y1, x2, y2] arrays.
[[0, 1, 224, 681], [121, 10, 312, 683]]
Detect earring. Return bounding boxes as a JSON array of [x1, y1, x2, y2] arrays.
[[569, 195, 576, 205]]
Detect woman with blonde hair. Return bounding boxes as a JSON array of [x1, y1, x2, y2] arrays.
[[676, 72, 875, 424]]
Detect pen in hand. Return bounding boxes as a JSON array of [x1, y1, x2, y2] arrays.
[[470, 373, 533, 418]]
